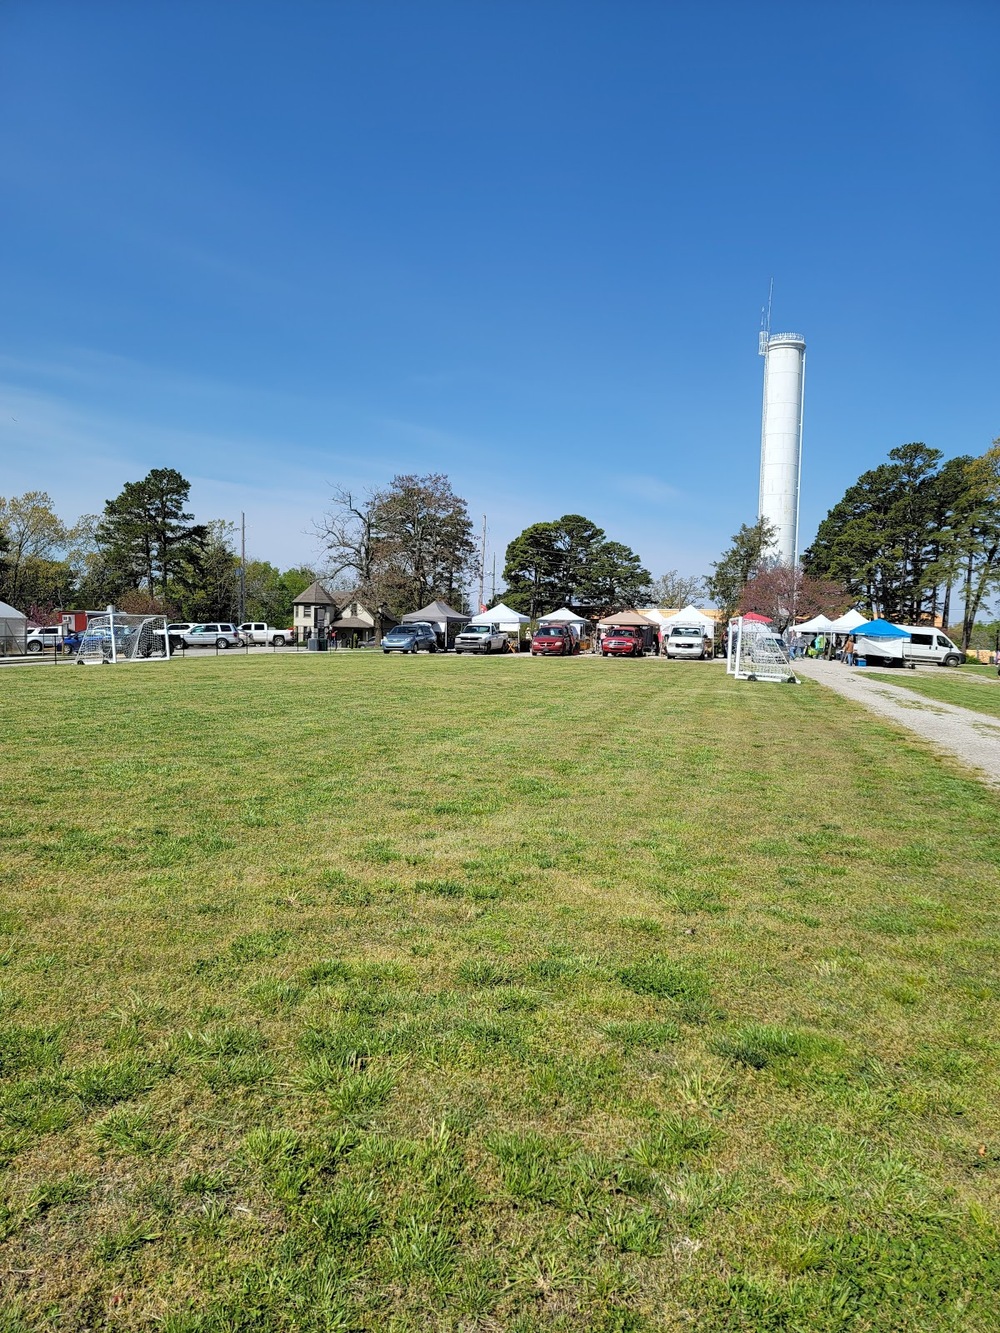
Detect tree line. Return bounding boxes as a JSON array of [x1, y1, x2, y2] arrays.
[[803, 440, 1000, 646], [3, 461, 711, 629], [3, 465, 697, 631], [706, 437, 1000, 649], [317, 478, 696, 620], [0, 470, 314, 625]]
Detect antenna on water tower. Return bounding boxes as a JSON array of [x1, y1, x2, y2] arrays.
[[758, 277, 773, 357]]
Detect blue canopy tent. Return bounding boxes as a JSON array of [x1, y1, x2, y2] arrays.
[[854, 619, 910, 638], [853, 619, 911, 667]]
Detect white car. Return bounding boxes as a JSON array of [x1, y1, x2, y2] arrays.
[[25, 626, 66, 653]]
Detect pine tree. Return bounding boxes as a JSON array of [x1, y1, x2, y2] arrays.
[[97, 469, 207, 600]]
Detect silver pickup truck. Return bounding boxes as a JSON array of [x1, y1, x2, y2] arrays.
[[454, 622, 508, 654]]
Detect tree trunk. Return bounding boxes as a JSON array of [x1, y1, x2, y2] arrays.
[[963, 542, 999, 648]]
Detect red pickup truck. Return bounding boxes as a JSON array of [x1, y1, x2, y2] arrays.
[[600, 626, 645, 658]]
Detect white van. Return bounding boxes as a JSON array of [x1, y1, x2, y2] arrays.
[[663, 624, 712, 659], [857, 627, 965, 668]]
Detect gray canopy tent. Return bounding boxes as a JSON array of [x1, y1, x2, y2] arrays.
[[400, 599, 468, 647]]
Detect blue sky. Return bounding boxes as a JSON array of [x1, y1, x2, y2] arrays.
[[2, 0, 997, 591]]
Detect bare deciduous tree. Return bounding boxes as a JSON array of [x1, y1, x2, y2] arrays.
[[315, 485, 386, 594], [649, 570, 705, 608], [315, 475, 476, 616]]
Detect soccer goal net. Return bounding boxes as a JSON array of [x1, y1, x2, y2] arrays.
[[726, 616, 798, 684], [77, 613, 170, 665]]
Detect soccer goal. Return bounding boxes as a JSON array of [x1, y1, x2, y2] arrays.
[[77, 613, 171, 665], [726, 616, 798, 684]]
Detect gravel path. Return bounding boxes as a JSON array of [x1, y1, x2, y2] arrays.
[[794, 659, 1000, 788]]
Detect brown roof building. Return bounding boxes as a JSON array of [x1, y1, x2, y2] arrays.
[[291, 583, 396, 645]]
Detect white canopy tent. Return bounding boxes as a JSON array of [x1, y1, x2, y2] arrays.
[[829, 609, 867, 633], [468, 602, 530, 634], [538, 607, 591, 630], [659, 605, 715, 634], [793, 614, 836, 635]]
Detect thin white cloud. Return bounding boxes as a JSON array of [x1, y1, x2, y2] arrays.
[[612, 473, 686, 504]]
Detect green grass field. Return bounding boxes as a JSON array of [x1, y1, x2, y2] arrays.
[[2, 654, 1000, 1331], [865, 669, 1000, 721]]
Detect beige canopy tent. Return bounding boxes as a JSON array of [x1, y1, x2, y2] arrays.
[[595, 610, 656, 628], [595, 609, 658, 651]]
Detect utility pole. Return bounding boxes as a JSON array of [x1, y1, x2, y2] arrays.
[[240, 512, 246, 624], [479, 514, 487, 611]]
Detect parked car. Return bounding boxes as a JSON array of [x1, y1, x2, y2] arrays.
[[530, 625, 578, 656], [76, 623, 173, 659], [178, 623, 244, 649], [663, 625, 713, 660], [454, 622, 508, 654], [238, 622, 292, 646], [25, 626, 66, 653], [601, 626, 645, 658], [381, 622, 438, 654], [751, 633, 790, 664], [163, 623, 192, 651]]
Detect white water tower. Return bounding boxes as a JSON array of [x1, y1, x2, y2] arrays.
[[758, 328, 806, 567]]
